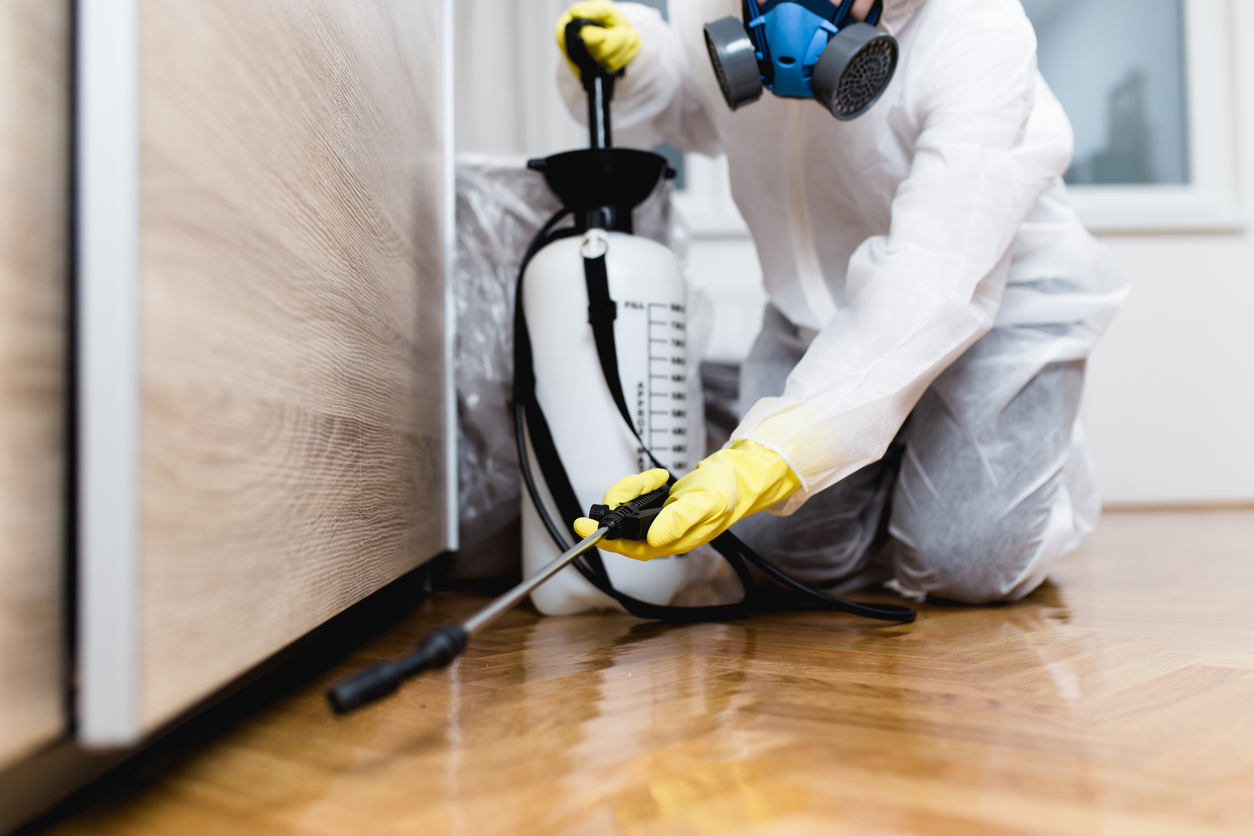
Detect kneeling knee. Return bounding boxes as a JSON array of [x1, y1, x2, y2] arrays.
[[891, 514, 1041, 604]]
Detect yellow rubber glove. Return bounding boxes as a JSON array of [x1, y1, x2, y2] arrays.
[[555, 1, 642, 79], [573, 440, 802, 561]]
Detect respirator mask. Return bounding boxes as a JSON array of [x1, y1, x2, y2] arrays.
[[704, 0, 899, 119]]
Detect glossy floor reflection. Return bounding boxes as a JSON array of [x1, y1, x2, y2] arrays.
[[48, 511, 1254, 835]]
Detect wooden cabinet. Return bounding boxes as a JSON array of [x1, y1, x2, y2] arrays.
[[78, 0, 452, 744], [0, 0, 70, 769]]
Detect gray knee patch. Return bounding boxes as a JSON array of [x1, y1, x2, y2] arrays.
[[890, 469, 1069, 603]]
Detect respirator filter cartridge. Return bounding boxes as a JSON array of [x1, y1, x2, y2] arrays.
[[810, 22, 898, 120], [703, 10, 898, 121]]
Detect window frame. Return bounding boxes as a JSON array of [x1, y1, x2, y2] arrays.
[[1064, 0, 1243, 233]]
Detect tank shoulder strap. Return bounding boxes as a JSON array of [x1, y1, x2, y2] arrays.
[[583, 252, 635, 433]]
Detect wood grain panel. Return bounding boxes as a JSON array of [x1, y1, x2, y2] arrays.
[[0, 0, 68, 768], [137, 0, 447, 731], [42, 510, 1254, 835]]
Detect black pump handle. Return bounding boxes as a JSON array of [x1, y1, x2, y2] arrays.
[[565, 18, 610, 84], [565, 18, 617, 149]]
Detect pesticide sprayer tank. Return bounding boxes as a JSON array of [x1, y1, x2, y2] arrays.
[[521, 227, 694, 614]]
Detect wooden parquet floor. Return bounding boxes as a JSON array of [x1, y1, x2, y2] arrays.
[[45, 510, 1254, 835]]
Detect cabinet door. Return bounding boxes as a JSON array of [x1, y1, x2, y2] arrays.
[[0, 0, 69, 769], [78, 0, 452, 745]]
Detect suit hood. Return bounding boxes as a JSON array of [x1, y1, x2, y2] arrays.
[[877, 0, 927, 35]]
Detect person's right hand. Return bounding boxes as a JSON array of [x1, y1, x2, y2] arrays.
[[572, 441, 802, 561], [555, 1, 642, 79]]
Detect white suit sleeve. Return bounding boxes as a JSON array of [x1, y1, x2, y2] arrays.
[[731, 13, 1074, 514], [556, 3, 721, 155]]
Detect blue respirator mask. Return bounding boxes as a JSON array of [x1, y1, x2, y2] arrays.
[[704, 0, 899, 119]]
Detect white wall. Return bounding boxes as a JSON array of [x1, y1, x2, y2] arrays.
[[1080, 1, 1253, 505], [454, 0, 582, 156], [454, 0, 1254, 506]]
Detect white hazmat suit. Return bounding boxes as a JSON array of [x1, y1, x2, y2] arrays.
[[558, 0, 1128, 602]]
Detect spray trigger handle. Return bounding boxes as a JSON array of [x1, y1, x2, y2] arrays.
[[588, 485, 670, 541]]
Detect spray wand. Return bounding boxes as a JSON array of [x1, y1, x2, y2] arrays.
[[326, 487, 670, 714]]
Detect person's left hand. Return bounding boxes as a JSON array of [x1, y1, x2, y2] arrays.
[[555, 1, 642, 80], [573, 440, 801, 560]]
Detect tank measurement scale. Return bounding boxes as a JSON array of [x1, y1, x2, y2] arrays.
[[635, 300, 686, 474]]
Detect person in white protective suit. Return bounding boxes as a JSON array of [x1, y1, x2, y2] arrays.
[[563, 0, 1128, 603]]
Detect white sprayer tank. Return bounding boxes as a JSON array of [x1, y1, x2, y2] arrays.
[[521, 227, 693, 615]]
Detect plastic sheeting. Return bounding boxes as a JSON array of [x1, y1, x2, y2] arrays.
[[449, 153, 690, 580]]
